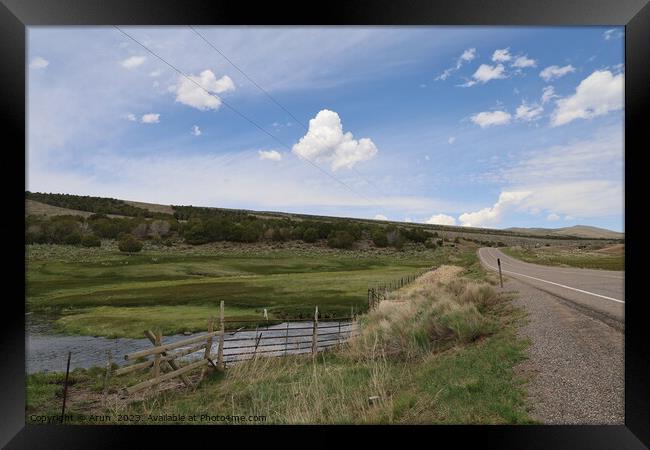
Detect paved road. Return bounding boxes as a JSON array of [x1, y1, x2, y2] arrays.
[[478, 247, 624, 323]]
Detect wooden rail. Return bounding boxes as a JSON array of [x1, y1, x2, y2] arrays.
[[112, 304, 360, 398]]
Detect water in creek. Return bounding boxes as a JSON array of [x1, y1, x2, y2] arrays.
[[26, 315, 358, 374]]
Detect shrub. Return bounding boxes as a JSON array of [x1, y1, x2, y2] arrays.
[[184, 222, 209, 245], [302, 227, 319, 243], [372, 229, 388, 247], [458, 283, 498, 312], [327, 231, 355, 249], [118, 234, 143, 253], [404, 228, 429, 243], [80, 234, 101, 248], [275, 227, 293, 242], [63, 231, 82, 245], [439, 304, 496, 344], [424, 239, 437, 249]]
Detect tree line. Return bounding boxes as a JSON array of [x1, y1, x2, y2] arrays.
[[25, 192, 456, 252], [25, 212, 449, 252]]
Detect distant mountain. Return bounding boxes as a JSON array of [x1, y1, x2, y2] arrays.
[[504, 225, 623, 240]]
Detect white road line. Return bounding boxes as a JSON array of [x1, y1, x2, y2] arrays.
[[480, 249, 625, 304]]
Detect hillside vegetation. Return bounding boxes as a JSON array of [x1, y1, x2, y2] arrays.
[[26, 192, 621, 253]]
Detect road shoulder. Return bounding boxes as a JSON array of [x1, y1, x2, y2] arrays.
[[504, 277, 624, 424]]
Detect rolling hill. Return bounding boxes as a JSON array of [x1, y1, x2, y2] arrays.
[[25, 191, 623, 243], [504, 225, 623, 240]]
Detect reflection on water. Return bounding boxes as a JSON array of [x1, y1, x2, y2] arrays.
[[26, 315, 358, 374]]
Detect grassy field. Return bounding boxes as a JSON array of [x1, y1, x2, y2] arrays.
[[502, 244, 624, 271], [27, 240, 465, 338], [26, 261, 534, 425]]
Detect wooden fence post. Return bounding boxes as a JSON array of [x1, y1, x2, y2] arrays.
[[311, 306, 319, 355], [60, 351, 71, 424], [253, 330, 263, 358], [497, 258, 503, 288], [218, 300, 225, 369], [153, 331, 162, 390], [201, 318, 215, 380], [102, 350, 112, 402], [284, 322, 290, 356], [143, 330, 192, 388]]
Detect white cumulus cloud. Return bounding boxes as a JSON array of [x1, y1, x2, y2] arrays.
[[29, 56, 49, 69], [515, 102, 543, 121], [470, 110, 511, 128], [472, 64, 506, 83], [141, 113, 160, 124], [292, 109, 378, 171], [125, 113, 137, 122], [258, 150, 282, 161], [459, 191, 530, 227], [461, 48, 477, 62], [374, 214, 388, 221], [121, 56, 146, 69], [539, 64, 575, 81], [550, 70, 623, 127], [492, 48, 512, 62], [191, 125, 202, 136], [547, 213, 561, 221], [425, 214, 457, 226], [173, 70, 235, 111], [512, 55, 536, 68]]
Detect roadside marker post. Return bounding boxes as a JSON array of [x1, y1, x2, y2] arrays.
[[497, 258, 503, 288]]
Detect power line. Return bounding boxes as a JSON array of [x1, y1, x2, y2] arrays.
[[189, 25, 308, 130], [113, 26, 377, 205], [187, 26, 391, 202]]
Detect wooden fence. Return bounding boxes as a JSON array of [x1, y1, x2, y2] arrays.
[[112, 302, 359, 396], [111, 267, 438, 396], [367, 265, 437, 310]]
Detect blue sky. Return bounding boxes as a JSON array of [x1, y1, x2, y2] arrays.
[[27, 26, 624, 231]]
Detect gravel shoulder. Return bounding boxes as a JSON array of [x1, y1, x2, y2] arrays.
[[502, 277, 624, 424]]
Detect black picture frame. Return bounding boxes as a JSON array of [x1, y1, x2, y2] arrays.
[[2, 0, 648, 447]]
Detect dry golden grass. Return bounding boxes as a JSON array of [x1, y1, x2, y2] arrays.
[[344, 266, 498, 361]]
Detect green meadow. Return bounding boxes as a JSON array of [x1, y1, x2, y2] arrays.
[[26, 241, 463, 338]]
